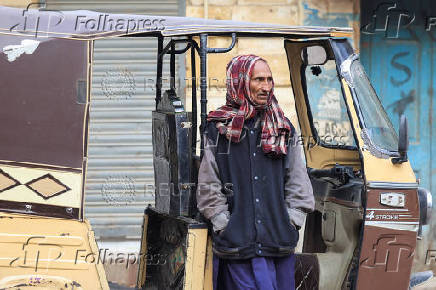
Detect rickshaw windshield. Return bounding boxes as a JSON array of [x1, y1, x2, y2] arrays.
[[349, 59, 398, 152]]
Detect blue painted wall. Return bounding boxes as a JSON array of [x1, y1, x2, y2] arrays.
[[360, 0, 435, 196], [360, 0, 436, 267], [303, 2, 354, 28]]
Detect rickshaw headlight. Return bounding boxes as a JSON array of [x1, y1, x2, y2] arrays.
[[418, 187, 432, 225]]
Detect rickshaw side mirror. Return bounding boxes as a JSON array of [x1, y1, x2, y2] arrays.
[[392, 114, 409, 164], [301, 45, 327, 66]]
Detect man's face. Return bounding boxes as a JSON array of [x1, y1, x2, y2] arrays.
[[249, 60, 273, 106]]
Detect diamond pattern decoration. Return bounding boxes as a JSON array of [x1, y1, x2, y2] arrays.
[[0, 169, 20, 193], [25, 174, 71, 199]]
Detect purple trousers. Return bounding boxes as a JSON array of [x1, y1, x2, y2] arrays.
[[213, 254, 296, 290]]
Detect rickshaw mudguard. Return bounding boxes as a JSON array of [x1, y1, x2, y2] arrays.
[[333, 38, 419, 290]]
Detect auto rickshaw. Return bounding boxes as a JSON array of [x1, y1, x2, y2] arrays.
[[0, 5, 432, 290]]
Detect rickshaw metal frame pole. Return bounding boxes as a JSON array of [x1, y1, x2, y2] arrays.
[[199, 34, 208, 155], [159, 39, 200, 58], [170, 40, 176, 91], [155, 33, 235, 153], [190, 36, 198, 157], [207, 33, 237, 53], [156, 38, 200, 105], [155, 37, 200, 155], [155, 36, 201, 155], [156, 35, 164, 109], [199, 33, 237, 154]]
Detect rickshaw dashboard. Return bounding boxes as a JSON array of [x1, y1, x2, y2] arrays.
[[307, 165, 363, 207]]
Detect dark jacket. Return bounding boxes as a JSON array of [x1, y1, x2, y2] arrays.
[[197, 117, 314, 259]]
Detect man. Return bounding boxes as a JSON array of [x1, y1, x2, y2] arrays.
[[197, 54, 314, 290]]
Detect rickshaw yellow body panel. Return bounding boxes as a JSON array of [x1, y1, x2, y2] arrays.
[[0, 212, 109, 289], [137, 209, 209, 289]]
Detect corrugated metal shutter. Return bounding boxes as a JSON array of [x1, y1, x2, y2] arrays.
[[45, 1, 185, 240]]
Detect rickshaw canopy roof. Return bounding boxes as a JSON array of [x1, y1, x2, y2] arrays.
[[0, 5, 352, 41]]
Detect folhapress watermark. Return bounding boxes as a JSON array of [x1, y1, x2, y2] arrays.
[[8, 236, 168, 272], [9, 3, 166, 38], [75, 14, 165, 34], [361, 2, 436, 38]]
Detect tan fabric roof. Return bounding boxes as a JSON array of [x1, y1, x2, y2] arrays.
[[0, 5, 352, 41]]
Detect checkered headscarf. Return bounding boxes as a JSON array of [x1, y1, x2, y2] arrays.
[[207, 55, 291, 156]]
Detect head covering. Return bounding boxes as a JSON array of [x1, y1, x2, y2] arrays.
[[207, 54, 291, 156]]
